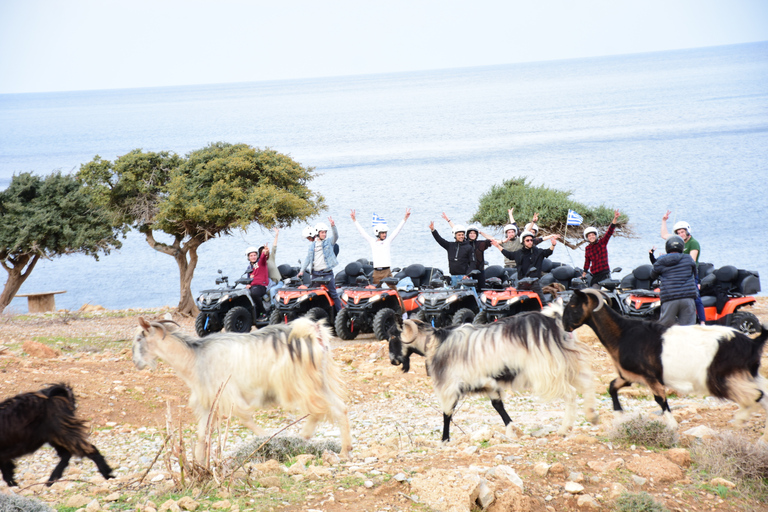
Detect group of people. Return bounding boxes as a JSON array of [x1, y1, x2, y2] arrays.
[[242, 207, 703, 327]]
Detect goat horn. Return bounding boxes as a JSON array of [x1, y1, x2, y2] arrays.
[[157, 321, 168, 340], [581, 288, 605, 312], [401, 320, 418, 344]]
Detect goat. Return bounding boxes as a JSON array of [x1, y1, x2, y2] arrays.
[[388, 301, 598, 442], [132, 317, 352, 461], [563, 288, 768, 440], [0, 383, 114, 487]]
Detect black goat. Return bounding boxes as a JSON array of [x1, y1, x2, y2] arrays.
[[0, 383, 113, 487]]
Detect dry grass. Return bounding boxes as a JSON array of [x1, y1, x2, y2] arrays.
[[691, 432, 768, 500], [608, 414, 678, 449]]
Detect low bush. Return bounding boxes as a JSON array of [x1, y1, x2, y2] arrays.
[[608, 414, 677, 449], [614, 491, 669, 512]]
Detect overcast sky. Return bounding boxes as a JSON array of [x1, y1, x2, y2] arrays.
[[1, 0, 767, 94]]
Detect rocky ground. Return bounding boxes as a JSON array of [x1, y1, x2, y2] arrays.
[[1, 299, 768, 512]]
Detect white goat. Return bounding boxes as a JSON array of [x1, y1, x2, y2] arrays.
[[132, 317, 352, 461], [388, 301, 598, 442]]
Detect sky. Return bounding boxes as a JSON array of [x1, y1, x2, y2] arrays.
[[1, 0, 767, 94]]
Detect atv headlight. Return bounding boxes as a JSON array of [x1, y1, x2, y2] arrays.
[[445, 294, 458, 304], [418, 295, 426, 305], [298, 294, 312, 303], [368, 294, 382, 303], [624, 297, 632, 306], [650, 301, 660, 309], [197, 294, 205, 304], [341, 292, 349, 302], [218, 294, 230, 304], [480, 294, 487, 304]]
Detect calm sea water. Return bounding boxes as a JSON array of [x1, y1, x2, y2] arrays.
[[1, 42, 767, 312]]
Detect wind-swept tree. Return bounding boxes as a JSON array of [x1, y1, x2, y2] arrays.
[[0, 172, 123, 313], [471, 177, 628, 247], [78, 142, 325, 315]]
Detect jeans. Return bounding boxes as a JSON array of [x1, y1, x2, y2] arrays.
[[312, 270, 342, 311]]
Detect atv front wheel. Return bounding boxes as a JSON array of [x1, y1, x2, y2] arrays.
[[472, 311, 488, 325], [195, 313, 221, 337], [373, 308, 401, 341], [730, 311, 761, 335], [334, 308, 358, 340], [223, 306, 252, 333], [452, 308, 476, 325]]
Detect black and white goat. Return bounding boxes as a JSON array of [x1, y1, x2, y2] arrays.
[[0, 383, 114, 487], [388, 302, 598, 442], [133, 317, 352, 461], [563, 288, 768, 440]]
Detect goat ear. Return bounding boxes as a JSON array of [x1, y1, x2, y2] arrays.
[[138, 317, 151, 331]]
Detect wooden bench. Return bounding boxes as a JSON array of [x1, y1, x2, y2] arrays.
[[15, 291, 67, 313]]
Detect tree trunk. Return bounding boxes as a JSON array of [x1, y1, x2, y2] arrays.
[[0, 254, 40, 314], [144, 230, 201, 317]]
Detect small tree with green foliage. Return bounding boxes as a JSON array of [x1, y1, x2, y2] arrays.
[[78, 142, 325, 316], [0, 172, 123, 314], [471, 177, 628, 247]]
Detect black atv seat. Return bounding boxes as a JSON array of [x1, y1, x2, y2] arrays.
[[632, 265, 654, 290], [277, 264, 297, 279], [399, 290, 420, 300], [484, 265, 506, 280], [345, 261, 365, 277], [697, 262, 714, 281], [550, 265, 578, 288]]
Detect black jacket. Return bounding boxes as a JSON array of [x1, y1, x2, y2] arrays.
[[651, 253, 698, 302], [499, 245, 553, 278], [432, 230, 474, 276]]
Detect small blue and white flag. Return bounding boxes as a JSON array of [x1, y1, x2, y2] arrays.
[[567, 209, 583, 226], [372, 213, 387, 227]]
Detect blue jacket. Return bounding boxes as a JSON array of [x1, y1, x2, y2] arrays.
[[651, 252, 698, 302], [301, 225, 339, 273]]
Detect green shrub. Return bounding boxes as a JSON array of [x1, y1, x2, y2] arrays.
[[691, 432, 768, 500], [614, 491, 669, 512], [0, 493, 54, 512], [230, 435, 341, 465]]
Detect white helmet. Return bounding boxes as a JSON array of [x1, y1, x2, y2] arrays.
[[373, 224, 389, 236], [520, 230, 535, 242], [583, 227, 598, 241], [302, 226, 317, 239], [524, 222, 539, 235], [503, 223, 518, 235], [314, 222, 329, 233], [245, 246, 259, 256], [452, 224, 466, 236], [672, 221, 691, 235]]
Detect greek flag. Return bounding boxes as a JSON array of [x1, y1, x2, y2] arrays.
[[372, 213, 387, 227], [567, 209, 583, 226]]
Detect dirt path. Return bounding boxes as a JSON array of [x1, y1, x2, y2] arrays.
[[2, 299, 768, 511]]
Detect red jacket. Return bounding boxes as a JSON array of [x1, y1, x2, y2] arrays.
[[583, 223, 616, 275], [249, 253, 269, 287]]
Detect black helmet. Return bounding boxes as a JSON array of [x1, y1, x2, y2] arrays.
[[665, 235, 685, 254]]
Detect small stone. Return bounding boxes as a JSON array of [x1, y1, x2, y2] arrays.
[[683, 425, 717, 438], [568, 471, 584, 483], [211, 499, 231, 510], [710, 477, 736, 489], [632, 475, 647, 486], [85, 499, 102, 512], [550, 462, 566, 474], [364, 456, 378, 464], [394, 472, 408, 482], [665, 448, 692, 467], [463, 445, 478, 455], [159, 499, 181, 512], [66, 495, 91, 508], [495, 465, 524, 491], [259, 476, 282, 488], [104, 492, 120, 502], [322, 450, 341, 465], [23, 340, 61, 358], [577, 494, 601, 509], [565, 481, 584, 494], [364, 480, 374, 488], [287, 463, 306, 476], [608, 483, 627, 499], [474, 481, 495, 509], [150, 473, 165, 482], [295, 454, 315, 467], [534, 462, 551, 477], [178, 497, 200, 511]]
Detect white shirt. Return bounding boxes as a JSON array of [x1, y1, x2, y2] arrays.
[[313, 240, 328, 271], [353, 218, 406, 268]]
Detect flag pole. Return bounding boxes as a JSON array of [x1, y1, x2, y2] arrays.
[[563, 221, 576, 267]]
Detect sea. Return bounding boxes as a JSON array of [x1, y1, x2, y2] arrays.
[[1, 41, 767, 313]]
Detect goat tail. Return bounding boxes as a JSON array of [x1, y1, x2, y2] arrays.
[[278, 318, 349, 419], [524, 329, 593, 403]]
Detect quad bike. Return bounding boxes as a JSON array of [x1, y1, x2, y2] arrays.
[[416, 270, 481, 327], [598, 265, 663, 321], [335, 262, 431, 341], [270, 268, 338, 330], [474, 265, 542, 324], [195, 268, 283, 336]]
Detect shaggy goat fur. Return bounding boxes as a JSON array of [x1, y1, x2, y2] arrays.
[[389, 302, 598, 442], [0, 383, 113, 487], [132, 317, 351, 461], [563, 288, 768, 440]]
